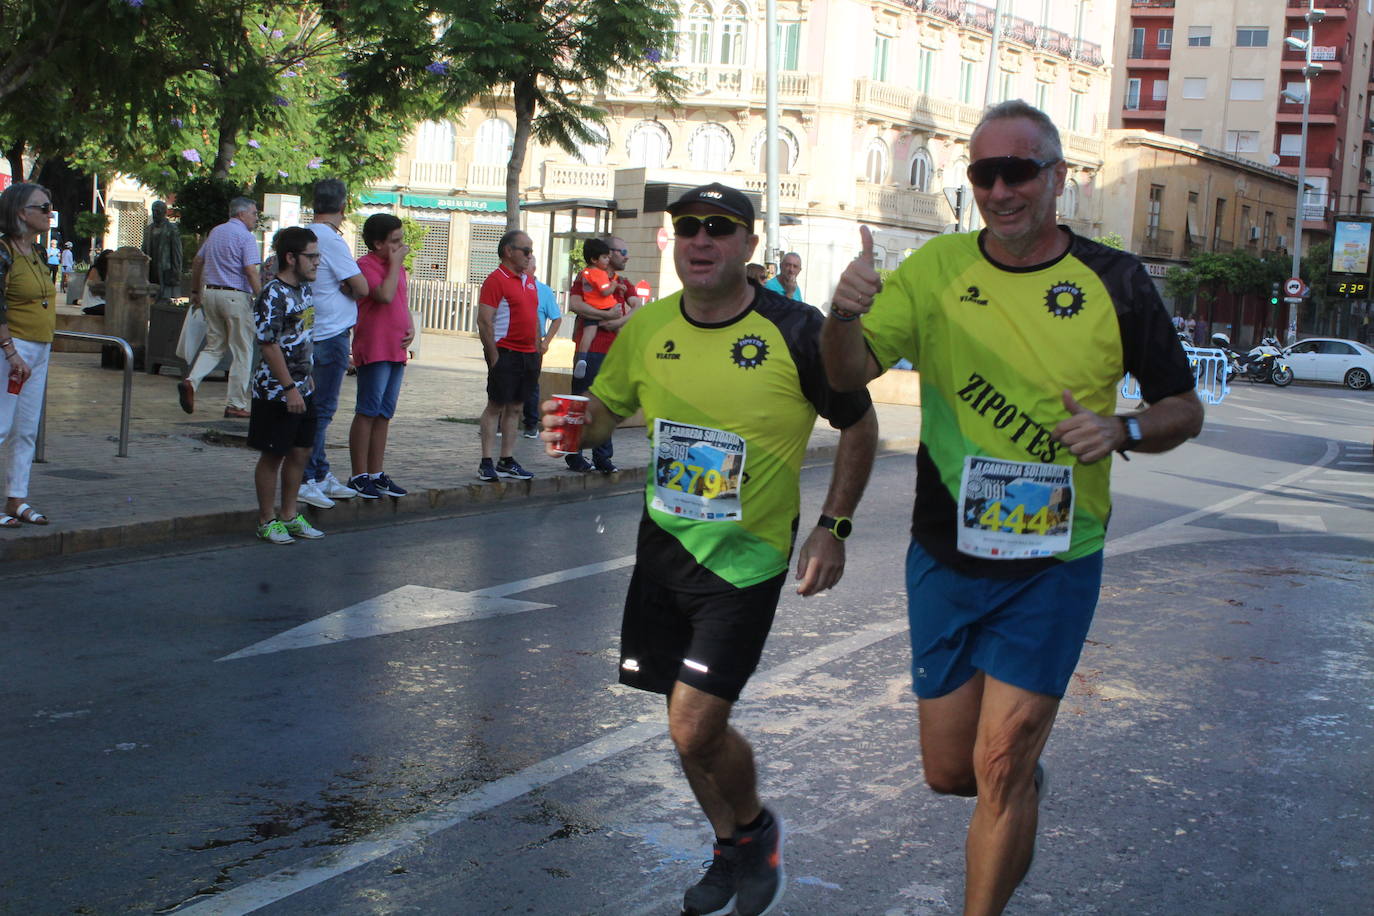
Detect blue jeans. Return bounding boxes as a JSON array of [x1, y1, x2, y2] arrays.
[[569, 350, 613, 468], [306, 329, 351, 482]]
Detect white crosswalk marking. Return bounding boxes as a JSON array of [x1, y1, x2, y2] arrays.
[[1229, 513, 1328, 532]]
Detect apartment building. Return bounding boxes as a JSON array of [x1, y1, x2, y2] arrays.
[[1112, 0, 1374, 248], [1098, 130, 1299, 335], [367, 0, 1118, 305]]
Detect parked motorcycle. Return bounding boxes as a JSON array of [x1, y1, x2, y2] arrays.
[[1211, 333, 1294, 386]]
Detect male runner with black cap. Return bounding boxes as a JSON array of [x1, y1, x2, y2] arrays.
[[543, 182, 877, 916]]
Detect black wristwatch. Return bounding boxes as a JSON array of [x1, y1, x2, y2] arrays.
[[283, 382, 297, 391], [818, 514, 853, 541], [1118, 416, 1142, 452]]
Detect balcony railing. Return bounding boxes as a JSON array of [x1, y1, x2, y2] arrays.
[[1278, 97, 1341, 116], [1140, 228, 1174, 258], [1000, 14, 1037, 45], [467, 163, 505, 192], [1127, 45, 1173, 61], [1036, 26, 1074, 57], [856, 182, 945, 227], [540, 162, 613, 197], [961, 1, 996, 31], [1074, 39, 1104, 66], [853, 79, 983, 131], [409, 160, 456, 189], [1131, 1, 1176, 7], [741, 174, 803, 202], [1287, 0, 1347, 10], [1123, 96, 1168, 112]]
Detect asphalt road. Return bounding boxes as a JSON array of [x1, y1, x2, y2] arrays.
[[2, 382, 1371, 916]]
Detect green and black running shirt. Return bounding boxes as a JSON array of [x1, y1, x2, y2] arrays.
[[863, 229, 1194, 578], [592, 286, 873, 590]]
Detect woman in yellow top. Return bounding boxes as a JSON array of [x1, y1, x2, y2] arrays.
[[0, 183, 58, 527]]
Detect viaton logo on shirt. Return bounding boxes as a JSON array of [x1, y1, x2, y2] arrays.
[[656, 339, 681, 359]]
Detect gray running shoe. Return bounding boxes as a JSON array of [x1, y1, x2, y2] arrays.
[[733, 809, 785, 916], [682, 842, 737, 916]]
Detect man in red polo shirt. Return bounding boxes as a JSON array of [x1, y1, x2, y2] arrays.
[[476, 230, 539, 481], [565, 233, 640, 473]]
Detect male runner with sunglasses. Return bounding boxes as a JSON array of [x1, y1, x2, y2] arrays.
[[822, 101, 1204, 915], [542, 183, 876, 916]]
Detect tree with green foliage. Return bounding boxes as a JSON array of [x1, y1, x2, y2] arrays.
[[1093, 233, 1125, 250], [411, 1, 685, 229]]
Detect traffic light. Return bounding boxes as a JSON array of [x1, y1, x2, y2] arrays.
[[1270, 282, 1280, 306]]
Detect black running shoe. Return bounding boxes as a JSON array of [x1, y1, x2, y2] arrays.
[[682, 842, 737, 916], [495, 457, 533, 480], [733, 809, 784, 916]]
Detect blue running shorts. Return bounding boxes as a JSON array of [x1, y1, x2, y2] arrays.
[[905, 539, 1103, 699]]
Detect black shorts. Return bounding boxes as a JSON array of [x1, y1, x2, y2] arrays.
[[486, 348, 540, 404], [248, 395, 317, 456], [618, 565, 786, 703]]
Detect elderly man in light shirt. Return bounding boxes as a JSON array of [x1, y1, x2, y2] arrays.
[[179, 197, 263, 418]]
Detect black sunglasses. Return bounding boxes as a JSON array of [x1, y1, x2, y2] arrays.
[[672, 214, 747, 238], [512, 246, 534, 256], [967, 156, 1059, 190], [24, 202, 53, 214]]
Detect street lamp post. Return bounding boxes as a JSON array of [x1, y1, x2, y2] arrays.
[[1282, 3, 1326, 345]]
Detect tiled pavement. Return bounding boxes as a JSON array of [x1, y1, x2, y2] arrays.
[[4, 334, 920, 562]]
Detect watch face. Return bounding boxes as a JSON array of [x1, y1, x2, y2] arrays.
[[834, 517, 853, 539]]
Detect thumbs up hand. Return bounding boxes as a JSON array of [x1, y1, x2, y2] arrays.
[[1051, 389, 1126, 464], [830, 225, 883, 319]]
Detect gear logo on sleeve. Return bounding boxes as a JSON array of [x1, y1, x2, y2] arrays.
[[731, 335, 769, 369], [1044, 281, 1086, 319]]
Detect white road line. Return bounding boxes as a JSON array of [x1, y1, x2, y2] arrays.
[[1105, 440, 1340, 557], [176, 619, 908, 915]]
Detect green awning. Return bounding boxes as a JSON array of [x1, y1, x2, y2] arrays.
[[359, 190, 398, 205], [402, 194, 506, 212]]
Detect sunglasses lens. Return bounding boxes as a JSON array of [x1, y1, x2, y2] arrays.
[[968, 157, 1048, 189], [674, 215, 743, 237]]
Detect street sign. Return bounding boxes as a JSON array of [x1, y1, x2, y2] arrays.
[[1284, 296, 1304, 304], [1284, 277, 1305, 297]]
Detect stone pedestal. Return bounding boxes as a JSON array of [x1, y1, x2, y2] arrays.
[[101, 247, 158, 368]]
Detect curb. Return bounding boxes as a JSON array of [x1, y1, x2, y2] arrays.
[[1, 437, 918, 564]]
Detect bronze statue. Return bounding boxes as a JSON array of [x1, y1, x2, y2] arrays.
[[142, 200, 183, 301]]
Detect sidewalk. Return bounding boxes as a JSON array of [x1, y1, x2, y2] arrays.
[[4, 334, 921, 562]]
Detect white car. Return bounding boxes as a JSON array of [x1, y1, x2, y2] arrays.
[[1282, 337, 1374, 390]]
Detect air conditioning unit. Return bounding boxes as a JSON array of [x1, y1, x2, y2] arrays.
[[1249, 226, 1261, 240]]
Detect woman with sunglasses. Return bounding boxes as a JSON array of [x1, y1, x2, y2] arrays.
[[0, 183, 58, 528]]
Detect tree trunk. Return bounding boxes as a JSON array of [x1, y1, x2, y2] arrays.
[[6, 141, 25, 185], [505, 77, 538, 231], [211, 104, 243, 180]]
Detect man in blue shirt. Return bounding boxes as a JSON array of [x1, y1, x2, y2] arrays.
[[762, 250, 803, 301], [522, 255, 562, 438]]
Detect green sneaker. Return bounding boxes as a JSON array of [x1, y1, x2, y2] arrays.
[[256, 518, 295, 545], [283, 513, 324, 539]]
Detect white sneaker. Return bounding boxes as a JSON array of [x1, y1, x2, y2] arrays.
[[573, 359, 587, 379], [320, 473, 359, 499], [297, 479, 335, 510], [283, 513, 325, 540]]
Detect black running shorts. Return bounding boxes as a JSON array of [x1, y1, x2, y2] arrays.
[[247, 394, 317, 456], [618, 564, 786, 703], [486, 348, 540, 405]]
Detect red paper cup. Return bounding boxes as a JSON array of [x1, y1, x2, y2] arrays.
[[550, 393, 588, 455], [6, 372, 22, 395]]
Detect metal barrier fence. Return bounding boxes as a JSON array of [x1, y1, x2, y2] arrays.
[[1120, 345, 1230, 405], [36, 330, 135, 460], [410, 280, 480, 335]]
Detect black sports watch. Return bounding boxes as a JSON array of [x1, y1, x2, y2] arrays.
[[1118, 416, 1142, 452], [818, 514, 853, 541]]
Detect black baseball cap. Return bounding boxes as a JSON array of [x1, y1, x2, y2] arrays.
[[666, 182, 755, 226]]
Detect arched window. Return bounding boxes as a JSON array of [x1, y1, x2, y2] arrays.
[[474, 118, 513, 165], [908, 147, 932, 192], [864, 139, 888, 184], [626, 120, 672, 169], [690, 122, 735, 171], [685, 2, 713, 64], [415, 120, 455, 161], [752, 126, 800, 174], [576, 123, 611, 166], [1059, 179, 1079, 220], [720, 1, 748, 65]]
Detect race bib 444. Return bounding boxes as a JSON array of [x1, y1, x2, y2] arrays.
[[956, 456, 1073, 559]]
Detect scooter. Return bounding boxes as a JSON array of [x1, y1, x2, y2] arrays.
[[1211, 333, 1294, 386]]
